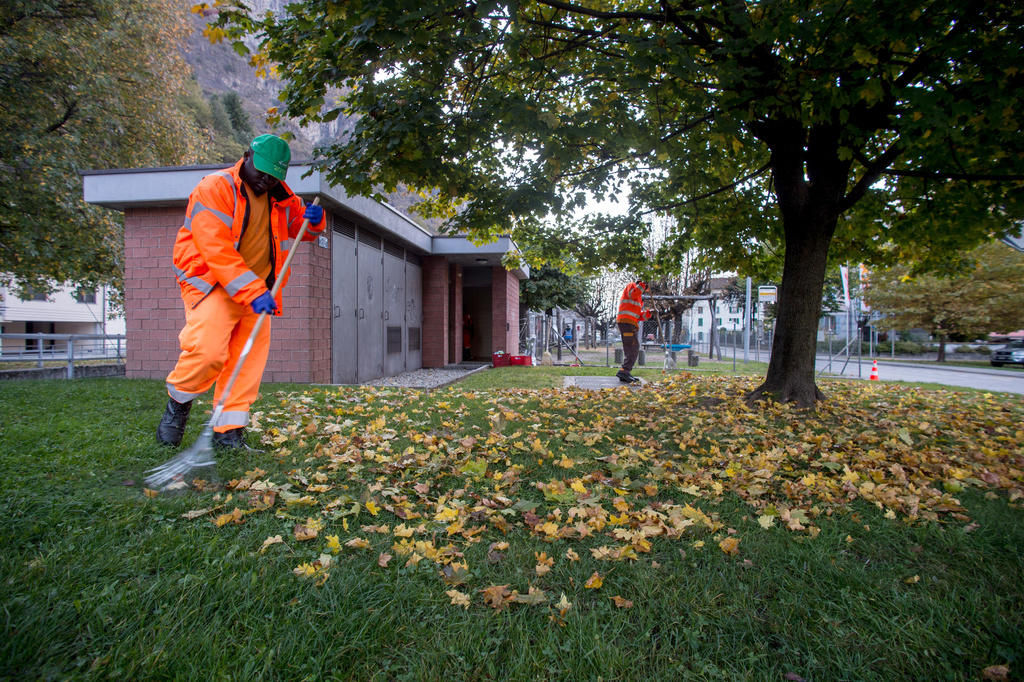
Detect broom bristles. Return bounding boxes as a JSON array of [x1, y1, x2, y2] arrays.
[[143, 426, 217, 490]]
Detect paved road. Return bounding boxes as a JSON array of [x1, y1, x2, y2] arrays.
[[815, 356, 1024, 395]]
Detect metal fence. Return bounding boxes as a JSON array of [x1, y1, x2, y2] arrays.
[[0, 333, 126, 378], [519, 314, 774, 368]]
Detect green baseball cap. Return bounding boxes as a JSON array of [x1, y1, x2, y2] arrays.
[[250, 134, 290, 181]]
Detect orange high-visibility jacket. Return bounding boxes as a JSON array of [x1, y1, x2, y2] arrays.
[[171, 159, 325, 314], [616, 282, 650, 326]]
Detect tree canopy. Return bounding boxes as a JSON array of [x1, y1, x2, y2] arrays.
[[519, 265, 588, 314], [207, 0, 1024, 405], [0, 0, 201, 296], [863, 241, 1024, 360]]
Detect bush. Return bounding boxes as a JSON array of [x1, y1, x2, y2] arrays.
[[892, 341, 926, 355]]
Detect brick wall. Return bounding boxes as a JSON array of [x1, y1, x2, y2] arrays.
[[490, 266, 520, 356], [124, 207, 186, 380], [420, 256, 449, 367], [124, 205, 330, 384]]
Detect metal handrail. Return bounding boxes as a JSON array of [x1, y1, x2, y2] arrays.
[[0, 333, 126, 378]]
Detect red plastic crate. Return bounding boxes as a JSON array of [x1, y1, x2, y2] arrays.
[[492, 352, 511, 367], [509, 355, 532, 366]]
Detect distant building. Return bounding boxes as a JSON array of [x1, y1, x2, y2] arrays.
[[0, 280, 124, 355]]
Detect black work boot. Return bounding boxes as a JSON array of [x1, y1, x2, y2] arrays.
[[213, 427, 260, 452], [616, 369, 633, 383], [156, 398, 192, 446]]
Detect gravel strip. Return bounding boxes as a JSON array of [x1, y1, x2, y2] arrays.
[[361, 365, 489, 389]]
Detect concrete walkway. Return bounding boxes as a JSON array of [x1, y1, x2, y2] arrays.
[[563, 375, 646, 390]]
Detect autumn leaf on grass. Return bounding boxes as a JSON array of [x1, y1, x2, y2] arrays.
[[441, 562, 470, 586], [365, 500, 380, 516], [565, 548, 580, 562], [550, 592, 572, 626], [757, 514, 775, 529], [345, 537, 371, 550], [487, 541, 508, 564], [446, 589, 471, 609], [535, 551, 554, 577], [143, 488, 159, 498], [293, 523, 318, 541], [981, 665, 1010, 680], [719, 537, 740, 555], [214, 508, 244, 527], [584, 572, 603, 589], [326, 535, 341, 553], [378, 552, 392, 568], [904, 575, 920, 584], [511, 586, 548, 606], [610, 595, 634, 609], [481, 584, 513, 611], [260, 535, 284, 554], [181, 507, 213, 520]]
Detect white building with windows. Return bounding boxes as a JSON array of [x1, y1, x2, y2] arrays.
[[0, 280, 124, 355]]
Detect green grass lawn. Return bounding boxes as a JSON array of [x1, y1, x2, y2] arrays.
[[1, 372, 1022, 680]]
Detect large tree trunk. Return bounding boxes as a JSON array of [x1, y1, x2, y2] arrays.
[[747, 122, 846, 408], [747, 215, 834, 406]]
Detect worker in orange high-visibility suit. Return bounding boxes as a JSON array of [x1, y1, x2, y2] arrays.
[[156, 134, 326, 450], [615, 279, 651, 383]]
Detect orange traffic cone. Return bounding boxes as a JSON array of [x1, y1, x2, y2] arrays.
[[869, 360, 879, 381]]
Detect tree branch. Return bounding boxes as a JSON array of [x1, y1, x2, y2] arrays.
[[840, 143, 904, 211], [643, 163, 771, 213], [883, 168, 1024, 182], [534, 0, 666, 23], [45, 99, 79, 134]]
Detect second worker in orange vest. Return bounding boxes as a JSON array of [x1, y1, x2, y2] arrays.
[[156, 134, 326, 450], [615, 279, 651, 383]]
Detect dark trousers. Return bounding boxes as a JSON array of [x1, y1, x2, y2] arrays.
[[618, 322, 639, 371]]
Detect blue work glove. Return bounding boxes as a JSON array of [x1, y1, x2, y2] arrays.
[[250, 291, 277, 315], [303, 203, 323, 225]]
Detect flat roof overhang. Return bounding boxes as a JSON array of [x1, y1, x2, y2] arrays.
[[82, 164, 529, 278], [82, 163, 434, 255]]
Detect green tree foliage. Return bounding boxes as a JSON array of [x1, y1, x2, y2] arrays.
[[519, 265, 588, 314], [178, 81, 251, 163], [0, 0, 202, 297], [864, 242, 1024, 361], [220, 92, 254, 145], [207, 1, 1024, 405]]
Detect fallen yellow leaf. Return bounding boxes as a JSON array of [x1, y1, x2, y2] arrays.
[[446, 589, 471, 609], [260, 535, 284, 553], [584, 572, 603, 589], [719, 537, 740, 555]]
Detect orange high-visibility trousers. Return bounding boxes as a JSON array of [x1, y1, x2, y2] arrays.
[[165, 286, 271, 433]]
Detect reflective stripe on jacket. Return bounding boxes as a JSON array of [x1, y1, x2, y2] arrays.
[[616, 282, 648, 326], [171, 159, 324, 314]]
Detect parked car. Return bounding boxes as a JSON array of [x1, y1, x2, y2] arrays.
[[991, 340, 1024, 367]]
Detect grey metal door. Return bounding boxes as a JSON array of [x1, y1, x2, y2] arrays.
[[383, 246, 406, 376], [405, 256, 422, 370], [356, 231, 383, 382], [331, 222, 358, 384]]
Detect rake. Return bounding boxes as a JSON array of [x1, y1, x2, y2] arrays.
[[144, 198, 320, 491]]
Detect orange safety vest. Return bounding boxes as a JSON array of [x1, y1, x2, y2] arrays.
[[616, 282, 649, 326], [171, 159, 324, 314]]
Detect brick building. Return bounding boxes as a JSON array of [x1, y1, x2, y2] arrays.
[[82, 163, 528, 384]]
